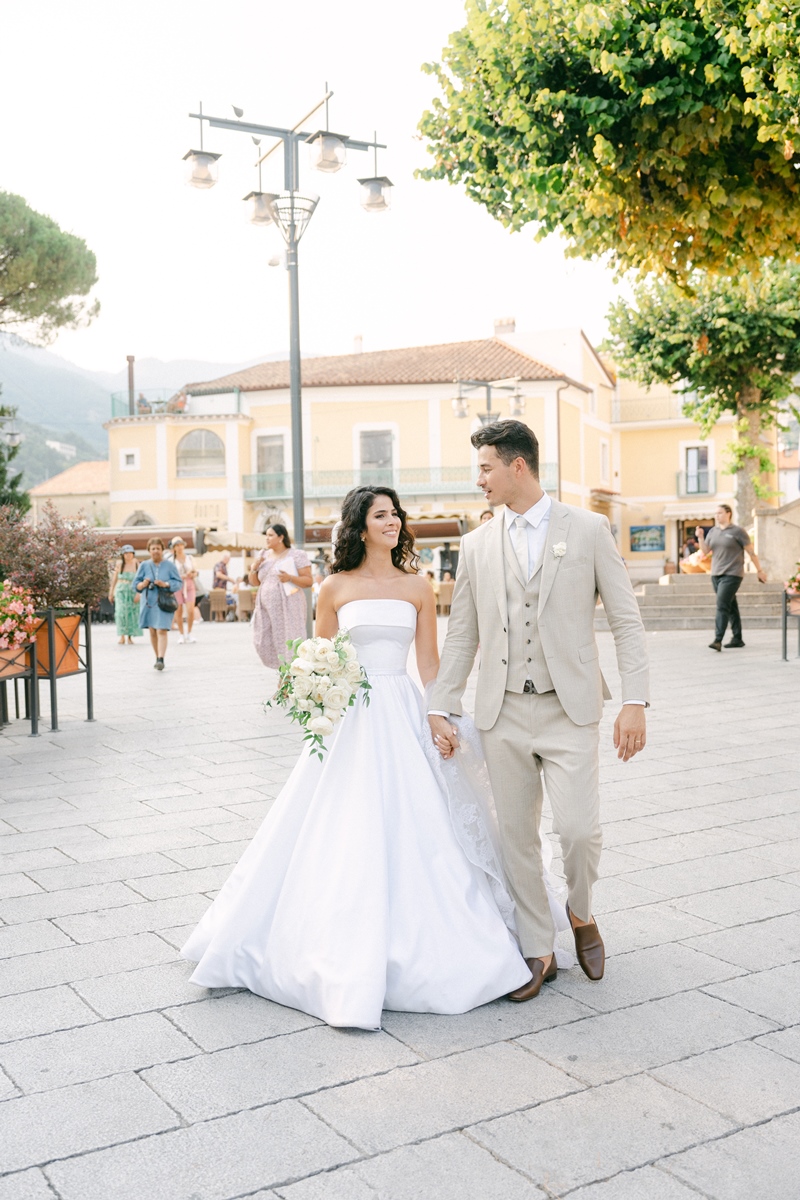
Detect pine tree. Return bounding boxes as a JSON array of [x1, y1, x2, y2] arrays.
[[0, 398, 30, 515]]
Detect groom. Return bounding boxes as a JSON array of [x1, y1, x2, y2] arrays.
[[429, 421, 649, 1000]]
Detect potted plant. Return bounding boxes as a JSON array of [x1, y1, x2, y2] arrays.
[[0, 503, 115, 676], [0, 580, 39, 678], [786, 563, 800, 616]]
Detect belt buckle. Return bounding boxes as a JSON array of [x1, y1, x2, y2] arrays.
[[523, 679, 536, 694]]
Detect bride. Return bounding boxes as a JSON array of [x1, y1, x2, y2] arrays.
[[182, 486, 561, 1030]]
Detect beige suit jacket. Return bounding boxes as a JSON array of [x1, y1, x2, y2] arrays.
[[429, 502, 650, 729]]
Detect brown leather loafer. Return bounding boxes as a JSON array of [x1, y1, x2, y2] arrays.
[[507, 955, 557, 1002], [566, 903, 605, 980]]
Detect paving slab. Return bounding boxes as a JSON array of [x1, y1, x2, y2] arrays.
[[0, 932, 175, 998], [0, 919, 74, 958], [71, 959, 214, 1017], [0, 1072, 178, 1174], [682, 911, 800, 970], [142, 1025, 418, 1121], [519, 989, 774, 1085], [652, 1039, 800, 1125], [669, 876, 800, 927], [0, 1169, 57, 1200], [0, 874, 43, 901], [52, 894, 210, 942], [662, 1109, 800, 1199], [755, 1025, 800, 1063], [0, 1010, 197, 1092], [0, 985, 99, 1044], [277, 1132, 546, 1200], [0, 881, 142, 925], [566, 1166, 701, 1199], [471, 1073, 733, 1195], [162, 990, 321, 1051], [703, 961, 800, 1024], [44, 1101, 358, 1200], [304, 1042, 582, 1154]]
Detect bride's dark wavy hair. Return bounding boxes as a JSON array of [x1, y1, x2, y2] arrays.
[[332, 486, 419, 574]]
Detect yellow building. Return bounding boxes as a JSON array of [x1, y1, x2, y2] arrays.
[[106, 334, 612, 541], [29, 461, 110, 526], [105, 328, 780, 580]]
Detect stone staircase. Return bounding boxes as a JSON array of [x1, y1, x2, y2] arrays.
[[596, 573, 785, 631]]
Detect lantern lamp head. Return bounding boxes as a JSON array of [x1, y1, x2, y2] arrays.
[[357, 175, 393, 213], [242, 191, 278, 226], [306, 131, 348, 174], [183, 149, 221, 189]]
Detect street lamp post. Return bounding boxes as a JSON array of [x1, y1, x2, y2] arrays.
[[184, 91, 391, 564], [451, 378, 524, 425]]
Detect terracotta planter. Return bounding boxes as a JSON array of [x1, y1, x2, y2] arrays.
[[0, 643, 29, 680], [35, 614, 81, 677], [788, 592, 800, 616]]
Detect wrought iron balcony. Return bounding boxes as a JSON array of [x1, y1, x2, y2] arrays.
[[243, 463, 559, 502], [677, 469, 716, 497]]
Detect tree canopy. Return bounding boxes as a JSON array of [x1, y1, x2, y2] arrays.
[[0, 191, 99, 344], [606, 260, 800, 517], [418, 0, 800, 277]]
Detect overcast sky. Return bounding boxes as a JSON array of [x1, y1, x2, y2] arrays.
[[2, 0, 625, 373]]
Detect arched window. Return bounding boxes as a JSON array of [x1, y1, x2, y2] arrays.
[[176, 430, 225, 478]]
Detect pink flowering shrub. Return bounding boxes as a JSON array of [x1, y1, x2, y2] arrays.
[[0, 580, 38, 652], [0, 503, 115, 610]]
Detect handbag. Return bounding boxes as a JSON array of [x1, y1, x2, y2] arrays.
[[148, 564, 178, 613]]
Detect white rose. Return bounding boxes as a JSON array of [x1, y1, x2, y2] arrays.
[[313, 639, 334, 660], [297, 640, 316, 661], [312, 675, 331, 694], [344, 660, 363, 683], [296, 698, 315, 712], [292, 676, 313, 699], [290, 658, 314, 676], [343, 643, 358, 661], [326, 651, 340, 668], [323, 685, 349, 711], [323, 707, 343, 724], [308, 715, 334, 737]]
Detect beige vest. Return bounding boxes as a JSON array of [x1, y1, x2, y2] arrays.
[[503, 526, 555, 695]]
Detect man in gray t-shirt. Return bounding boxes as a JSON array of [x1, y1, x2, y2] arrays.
[[696, 505, 767, 651]]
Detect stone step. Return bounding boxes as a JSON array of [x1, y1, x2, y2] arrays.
[[642, 578, 783, 595], [638, 595, 783, 610], [634, 604, 782, 620], [596, 613, 782, 631]]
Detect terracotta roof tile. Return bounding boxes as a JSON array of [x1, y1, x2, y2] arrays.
[[185, 338, 563, 394], [29, 461, 110, 497]]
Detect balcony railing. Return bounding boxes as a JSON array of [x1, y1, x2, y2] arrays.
[[243, 463, 559, 502], [613, 396, 689, 422], [110, 390, 241, 418], [677, 469, 716, 497]]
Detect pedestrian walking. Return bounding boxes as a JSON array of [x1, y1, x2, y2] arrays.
[[132, 537, 182, 670], [248, 523, 312, 667], [108, 545, 141, 645], [696, 504, 767, 651], [169, 537, 198, 643]]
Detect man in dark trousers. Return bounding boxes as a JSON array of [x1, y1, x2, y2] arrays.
[[697, 504, 767, 651]]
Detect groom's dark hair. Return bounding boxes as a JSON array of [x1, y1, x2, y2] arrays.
[[471, 420, 539, 477]]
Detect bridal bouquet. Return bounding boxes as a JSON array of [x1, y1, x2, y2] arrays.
[[267, 632, 371, 759]]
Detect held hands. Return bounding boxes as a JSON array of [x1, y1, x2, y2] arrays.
[[428, 714, 458, 760], [613, 705, 647, 762], [277, 570, 294, 584]]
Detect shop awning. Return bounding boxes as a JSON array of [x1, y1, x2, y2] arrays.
[[662, 502, 719, 519]]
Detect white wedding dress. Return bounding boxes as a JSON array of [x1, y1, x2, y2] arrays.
[[182, 599, 564, 1031]]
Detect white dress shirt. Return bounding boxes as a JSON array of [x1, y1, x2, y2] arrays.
[[428, 499, 646, 715]]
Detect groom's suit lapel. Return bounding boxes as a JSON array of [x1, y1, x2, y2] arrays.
[[538, 500, 571, 615], [489, 514, 509, 625]]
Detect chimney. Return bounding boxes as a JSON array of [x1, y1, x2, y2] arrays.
[[353, 334, 363, 354], [494, 317, 516, 337]]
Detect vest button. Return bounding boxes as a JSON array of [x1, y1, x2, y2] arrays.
[[527, 657, 532, 662], [527, 639, 531, 644], [501, 659, 507, 665]]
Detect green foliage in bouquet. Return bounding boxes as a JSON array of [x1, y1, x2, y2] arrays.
[[267, 631, 371, 760]]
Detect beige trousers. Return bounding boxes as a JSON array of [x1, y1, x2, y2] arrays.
[[481, 691, 601, 957]]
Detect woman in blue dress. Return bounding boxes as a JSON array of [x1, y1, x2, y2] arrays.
[[132, 537, 182, 671]]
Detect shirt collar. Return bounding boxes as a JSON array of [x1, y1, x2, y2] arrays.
[[504, 491, 552, 530]]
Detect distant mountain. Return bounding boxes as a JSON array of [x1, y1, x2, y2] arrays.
[[11, 419, 106, 491], [0, 337, 292, 451]]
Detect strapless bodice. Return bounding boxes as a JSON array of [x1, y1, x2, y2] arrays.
[[337, 599, 416, 675]]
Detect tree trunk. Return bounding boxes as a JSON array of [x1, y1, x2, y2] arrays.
[[735, 390, 762, 527]]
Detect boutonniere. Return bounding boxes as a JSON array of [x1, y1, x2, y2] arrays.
[[552, 542, 567, 558]]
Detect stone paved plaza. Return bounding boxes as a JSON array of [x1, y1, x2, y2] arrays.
[[0, 617, 799, 1199]]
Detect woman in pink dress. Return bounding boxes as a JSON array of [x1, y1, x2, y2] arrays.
[[249, 524, 312, 667]]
